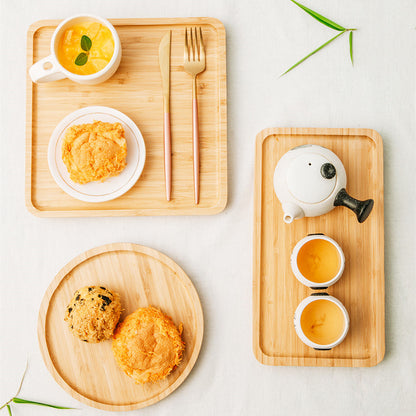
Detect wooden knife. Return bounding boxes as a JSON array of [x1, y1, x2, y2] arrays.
[[159, 30, 172, 201]]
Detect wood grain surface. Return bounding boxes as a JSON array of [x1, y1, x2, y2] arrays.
[[252, 128, 384, 367], [38, 243, 204, 411], [26, 18, 227, 216]]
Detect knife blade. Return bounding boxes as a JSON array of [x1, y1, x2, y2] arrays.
[[159, 30, 172, 201]]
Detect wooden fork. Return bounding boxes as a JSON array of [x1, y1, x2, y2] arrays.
[[184, 27, 206, 204]]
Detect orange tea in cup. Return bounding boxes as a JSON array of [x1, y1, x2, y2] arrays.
[[297, 238, 341, 283], [291, 234, 345, 288], [294, 295, 350, 349], [300, 298, 345, 345], [57, 21, 115, 75]]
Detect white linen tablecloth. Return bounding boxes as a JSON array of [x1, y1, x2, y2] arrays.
[[1, 0, 415, 414]]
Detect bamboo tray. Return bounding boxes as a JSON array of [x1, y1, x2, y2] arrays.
[[38, 243, 204, 411], [253, 128, 384, 367], [26, 18, 227, 216]]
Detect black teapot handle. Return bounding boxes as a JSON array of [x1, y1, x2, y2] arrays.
[[334, 188, 374, 223]]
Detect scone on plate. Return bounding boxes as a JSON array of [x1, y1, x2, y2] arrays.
[[62, 121, 127, 184], [112, 306, 185, 384], [64, 286, 122, 343]]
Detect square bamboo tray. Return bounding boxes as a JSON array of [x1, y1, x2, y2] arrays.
[[253, 128, 385, 367], [26, 18, 227, 216]]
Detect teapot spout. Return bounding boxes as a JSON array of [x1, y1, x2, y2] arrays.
[[282, 203, 305, 224], [334, 188, 374, 223]]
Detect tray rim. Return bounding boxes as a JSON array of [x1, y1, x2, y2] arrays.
[[252, 127, 385, 367], [37, 242, 204, 411], [25, 17, 227, 217]]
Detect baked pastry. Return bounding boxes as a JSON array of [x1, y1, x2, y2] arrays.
[[64, 286, 122, 343], [112, 306, 185, 384], [62, 121, 127, 184]]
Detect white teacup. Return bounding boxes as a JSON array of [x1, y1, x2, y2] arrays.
[[291, 234, 345, 289], [294, 294, 350, 350], [29, 14, 121, 85]]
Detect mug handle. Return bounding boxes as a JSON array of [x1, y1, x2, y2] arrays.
[[29, 55, 66, 83]]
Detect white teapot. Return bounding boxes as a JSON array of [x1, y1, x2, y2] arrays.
[[273, 145, 373, 224]]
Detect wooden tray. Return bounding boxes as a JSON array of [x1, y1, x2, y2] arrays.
[[253, 128, 384, 367], [38, 243, 203, 411], [26, 18, 227, 216]]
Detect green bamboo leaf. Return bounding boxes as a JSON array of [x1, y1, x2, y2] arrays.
[[290, 0, 346, 31], [81, 35, 92, 51], [12, 398, 73, 409], [349, 31, 353, 64], [6, 404, 12, 416], [74, 52, 88, 66], [281, 30, 346, 76]]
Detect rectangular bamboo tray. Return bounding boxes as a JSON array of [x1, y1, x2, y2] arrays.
[[253, 128, 384, 367], [26, 18, 227, 216]]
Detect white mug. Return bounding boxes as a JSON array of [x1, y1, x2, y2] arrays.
[[29, 14, 121, 85]]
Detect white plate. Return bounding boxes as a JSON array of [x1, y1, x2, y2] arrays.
[[48, 106, 146, 203]]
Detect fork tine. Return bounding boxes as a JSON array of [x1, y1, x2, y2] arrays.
[[184, 28, 189, 61], [194, 27, 200, 61], [199, 27, 205, 60], [189, 27, 194, 61]]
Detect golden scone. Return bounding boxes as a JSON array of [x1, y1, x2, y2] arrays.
[[62, 121, 127, 184], [64, 286, 122, 343], [112, 306, 185, 384]]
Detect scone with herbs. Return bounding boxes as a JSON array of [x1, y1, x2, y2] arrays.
[[112, 306, 185, 384], [62, 121, 127, 184], [64, 286, 122, 343]]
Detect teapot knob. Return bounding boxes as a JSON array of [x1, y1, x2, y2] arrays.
[[321, 163, 336, 179]]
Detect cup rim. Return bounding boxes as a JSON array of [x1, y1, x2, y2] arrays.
[[50, 14, 121, 80], [290, 234, 345, 288], [294, 295, 350, 349]]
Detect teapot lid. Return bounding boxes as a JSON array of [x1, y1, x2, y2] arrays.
[[286, 153, 337, 203]]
